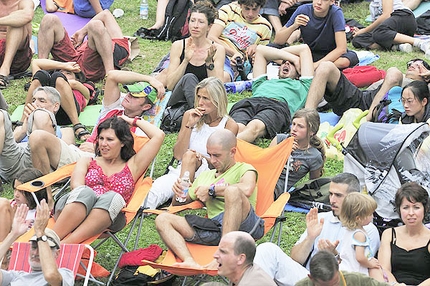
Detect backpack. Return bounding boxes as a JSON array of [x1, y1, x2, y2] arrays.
[[371, 86, 404, 124], [160, 102, 189, 133], [288, 177, 332, 212], [156, 0, 192, 42]]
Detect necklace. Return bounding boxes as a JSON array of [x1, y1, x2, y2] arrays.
[[205, 116, 222, 125]]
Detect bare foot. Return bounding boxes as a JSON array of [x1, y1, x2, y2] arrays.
[[204, 259, 219, 270], [172, 258, 203, 269]]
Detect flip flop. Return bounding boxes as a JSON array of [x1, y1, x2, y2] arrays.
[[73, 123, 91, 141], [0, 75, 10, 89]]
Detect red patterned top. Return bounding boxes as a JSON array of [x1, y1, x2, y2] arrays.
[[85, 159, 135, 203]]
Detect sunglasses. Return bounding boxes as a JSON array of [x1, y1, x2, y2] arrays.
[[31, 239, 59, 250], [406, 59, 430, 70]]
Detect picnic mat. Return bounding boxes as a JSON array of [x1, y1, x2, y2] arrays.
[[366, 1, 430, 21], [39, 0, 90, 36]]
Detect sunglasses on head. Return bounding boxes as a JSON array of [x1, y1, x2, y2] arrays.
[[407, 59, 430, 70]]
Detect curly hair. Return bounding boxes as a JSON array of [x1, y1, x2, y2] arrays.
[[190, 1, 218, 25]]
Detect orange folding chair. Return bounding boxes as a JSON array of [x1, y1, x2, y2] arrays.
[[16, 133, 153, 284], [142, 137, 294, 280], [8, 242, 95, 286]]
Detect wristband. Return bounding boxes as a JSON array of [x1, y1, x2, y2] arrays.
[[185, 125, 194, 129], [132, 116, 140, 127]]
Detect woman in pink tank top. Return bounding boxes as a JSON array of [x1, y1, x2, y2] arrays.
[[53, 115, 164, 244]]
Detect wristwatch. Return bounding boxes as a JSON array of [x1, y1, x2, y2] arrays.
[[36, 235, 48, 242], [208, 185, 216, 199], [206, 63, 214, 70]]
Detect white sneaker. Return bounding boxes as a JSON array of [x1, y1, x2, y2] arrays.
[[399, 43, 413, 53], [419, 40, 430, 54]]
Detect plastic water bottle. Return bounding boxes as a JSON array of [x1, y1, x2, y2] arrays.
[[140, 0, 148, 20], [176, 171, 190, 203]]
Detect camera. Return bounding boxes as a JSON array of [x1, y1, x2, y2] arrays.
[[235, 56, 244, 72]]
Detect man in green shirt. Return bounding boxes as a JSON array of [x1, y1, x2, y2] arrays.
[[155, 129, 263, 269], [296, 250, 394, 286]]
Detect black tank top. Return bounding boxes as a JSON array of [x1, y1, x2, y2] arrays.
[[179, 39, 207, 82], [391, 228, 430, 285]]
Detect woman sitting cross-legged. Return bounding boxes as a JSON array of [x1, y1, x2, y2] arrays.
[[52, 116, 164, 243]]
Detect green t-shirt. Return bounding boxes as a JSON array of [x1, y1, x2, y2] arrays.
[[295, 271, 391, 286], [252, 75, 313, 115], [189, 162, 257, 219]]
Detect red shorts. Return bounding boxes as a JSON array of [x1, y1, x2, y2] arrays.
[[73, 89, 87, 111], [51, 29, 129, 81], [0, 36, 32, 75]]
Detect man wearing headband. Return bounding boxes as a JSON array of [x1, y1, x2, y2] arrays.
[[229, 44, 313, 143], [30, 70, 165, 175], [0, 200, 74, 285], [305, 59, 430, 121]]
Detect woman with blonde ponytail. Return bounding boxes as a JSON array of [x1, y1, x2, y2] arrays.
[[269, 108, 325, 199]]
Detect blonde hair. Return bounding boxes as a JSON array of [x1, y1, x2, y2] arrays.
[[194, 77, 229, 129], [339, 192, 377, 230]]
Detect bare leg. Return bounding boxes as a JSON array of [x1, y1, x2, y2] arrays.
[[54, 77, 80, 126], [0, 112, 6, 154], [365, 67, 403, 120], [61, 209, 112, 243], [29, 130, 63, 175], [236, 119, 267, 143], [221, 186, 251, 235], [45, 0, 59, 12], [53, 202, 87, 240], [0, 198, 13, 241], [403, 0, 421, 10], [31, 110, 57, 134], [38, 15, 66, 59], [0, 26, 28, 77], [392, 33, 416, 45], [86, 11, 123, 76], [155, 212, 201, 268], [305, 61, 341, 109], [149, 0, 169, 30], [179, 150, 203, 182], [334, 57, 351, 70]]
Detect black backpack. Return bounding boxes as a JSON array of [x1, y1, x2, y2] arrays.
[[288, 177, 332, 212], [156, 0, 192, 42]]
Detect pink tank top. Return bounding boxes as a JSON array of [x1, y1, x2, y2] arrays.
[[85, 159, 135, 203]]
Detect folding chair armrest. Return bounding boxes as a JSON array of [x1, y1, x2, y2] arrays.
[[143, 200, 205, 215], [16, 163, 76, 193]]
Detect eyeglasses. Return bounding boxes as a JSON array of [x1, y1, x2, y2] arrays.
[[400, 97, 416, 105], [407, 59, 430, 70]]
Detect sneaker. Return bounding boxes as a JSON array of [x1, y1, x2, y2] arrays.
[[418, 40, 430, 54], [399, 43, 413, 53]]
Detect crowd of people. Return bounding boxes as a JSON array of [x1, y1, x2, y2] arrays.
[[0, 0, 429, 284]]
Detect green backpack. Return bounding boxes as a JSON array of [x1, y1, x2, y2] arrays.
[[288, 177, 332, 212]]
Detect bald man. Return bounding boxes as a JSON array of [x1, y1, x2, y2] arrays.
[[155, 129, 264, 269], [212, 231, 276, 285]]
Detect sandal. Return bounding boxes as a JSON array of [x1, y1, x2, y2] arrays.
[[73, 123, 91, 141], [0, 75, 10, 89]]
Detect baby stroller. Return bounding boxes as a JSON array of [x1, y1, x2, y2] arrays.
[[337, 122, 430, 230]]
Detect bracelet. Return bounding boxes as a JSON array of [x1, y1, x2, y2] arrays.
[[185, 125, 194, 129], [132, 116, 140, 127]]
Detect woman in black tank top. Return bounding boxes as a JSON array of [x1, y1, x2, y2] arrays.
[[165, 1, 228, 110], [370, 182, 430, 285]]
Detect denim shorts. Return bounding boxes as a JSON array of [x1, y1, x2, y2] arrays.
[[185, 206, 264, 246]]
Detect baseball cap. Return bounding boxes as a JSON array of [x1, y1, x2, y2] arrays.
[[123, 82, 157, 103], [29, 228, 61, 249]]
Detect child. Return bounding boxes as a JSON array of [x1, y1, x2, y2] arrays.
[[339, 192, 380, 275], [273, 0, 357, 69], [270, 108, 325, 199]]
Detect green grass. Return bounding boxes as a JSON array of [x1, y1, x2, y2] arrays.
[[0, 0, 422, 284]]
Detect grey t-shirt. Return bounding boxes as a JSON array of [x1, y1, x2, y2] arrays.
[[1, 268, 74, 286]]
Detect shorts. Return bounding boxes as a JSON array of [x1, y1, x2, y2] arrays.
[[229, 97, 291, 138], [313, 49, 359, 68], [57, 141, 92, 170], [0, 110, 31, 182], [352, 9, 415, 50], [185, 206, 264, 246], [0, 35, 32, 75], [55, 185, 126, 222], [260, 0, 279, 16], [325, 73, 378, 115], [51, 29, 129, 81]]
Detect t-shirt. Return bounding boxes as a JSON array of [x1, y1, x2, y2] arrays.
[[215, 2, 272, 55], [296, 211, 380, 269], [369, 0, 408, 21], [339, 229, 373, 275], [286, 4, 345, 62], [274, 134, 323, 197], [189, 162, 257, 218], [295, 271, 390, 286], [1, 268, 74, 286], [229, 264, 277, 286], [252, 75, 312, 115]]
